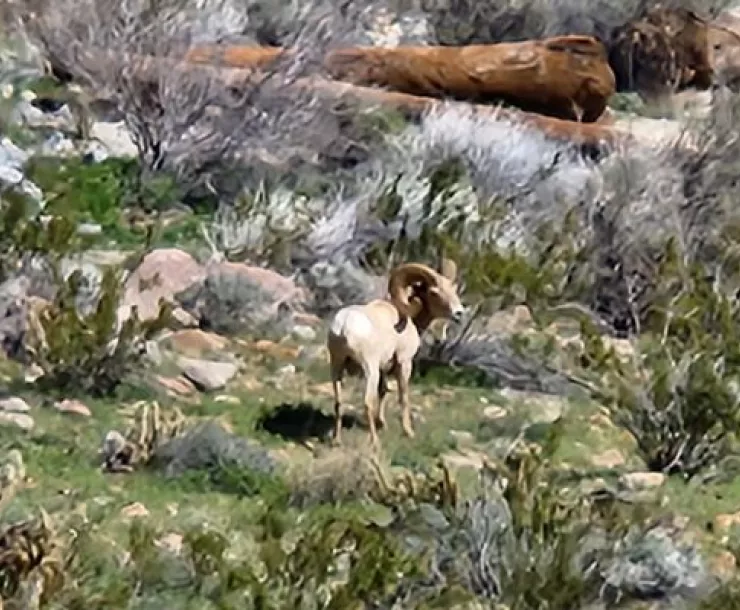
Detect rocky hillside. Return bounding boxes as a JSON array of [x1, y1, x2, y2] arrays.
[[3, 0, 740, 608]]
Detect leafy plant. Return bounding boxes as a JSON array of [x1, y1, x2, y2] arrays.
[[0, 189, 82, 282], [586, 242, 740, 478], [32, 265, 171, 397], [24, 156, 181, 244]]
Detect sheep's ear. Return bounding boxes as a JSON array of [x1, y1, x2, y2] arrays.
[[439, 257, 457, 281]]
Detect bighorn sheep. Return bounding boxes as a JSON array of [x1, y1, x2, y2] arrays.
[[327, 260, 464, 449]]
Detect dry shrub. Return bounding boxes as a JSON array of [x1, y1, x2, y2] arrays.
[[418, 0, 732, 46], [15, 0, 387, 197], [287, 447, 384, 507]]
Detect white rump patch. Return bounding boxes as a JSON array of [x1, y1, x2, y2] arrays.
[[329, 307, 375, 339]]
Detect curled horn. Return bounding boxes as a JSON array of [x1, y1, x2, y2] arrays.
[[439, 257, 457, 281], [388, 263, 440, 318]]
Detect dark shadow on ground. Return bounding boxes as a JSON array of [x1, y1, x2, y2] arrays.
[[256, 401, 366, 442]]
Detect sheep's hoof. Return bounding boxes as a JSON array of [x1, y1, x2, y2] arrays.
[[376, 418, 387, 429], [401, 425, 415, 439], [330, 434, 343, 447]]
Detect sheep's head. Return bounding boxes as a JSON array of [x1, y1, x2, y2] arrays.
[[388, 260, 464, 324]]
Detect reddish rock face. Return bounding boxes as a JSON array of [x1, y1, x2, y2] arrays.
[[122, 248, 206, 322]]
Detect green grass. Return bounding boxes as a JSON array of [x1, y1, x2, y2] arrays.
[[3, 335, 740, 607]]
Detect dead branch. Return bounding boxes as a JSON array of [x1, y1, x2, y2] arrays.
[[71, 50, 629, 149], [184, 35, 617, 122]]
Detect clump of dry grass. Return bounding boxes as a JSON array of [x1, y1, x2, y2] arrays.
[[286, 446, 384, 507]]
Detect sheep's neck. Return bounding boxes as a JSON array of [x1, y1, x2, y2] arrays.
[[408, 298, 434, 333]]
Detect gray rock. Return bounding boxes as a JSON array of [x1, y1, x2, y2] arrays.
[[77, 223, 103, 236], [177, 356, 238, 391], [291, 324, 316, 342], [0, 165, 24, 186], [0, 397, 31, 413], [0, 137, 29, 169], [619, 471, 667, 491], [499, 387, 567, 423], [39, 132, 77, 157], [0, 276, 31, 360], [0, 411, 34, 430], [13, 99, 77, 132], [89, 121, 138, 158], [0, 141, 44, 204]]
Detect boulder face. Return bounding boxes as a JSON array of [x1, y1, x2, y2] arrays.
[[609, 8, 713, 99], [184, 35, 617, 123]]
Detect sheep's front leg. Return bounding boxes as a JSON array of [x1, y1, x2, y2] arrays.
[[377, 372, 389, 429], [396, 359, 415, 438], [363, 366, 382, 450], [331, 359, 345, 445]]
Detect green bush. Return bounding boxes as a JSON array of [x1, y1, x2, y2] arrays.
[[23, 156, 181, 244], [32, 265, 170, 397], [0, 187, 170, 396]]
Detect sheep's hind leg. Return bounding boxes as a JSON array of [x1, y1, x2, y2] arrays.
[[362, 365, 382, 451], [376, 372, 389, 429], [396, 360, 415, 438], [330, 358, 345, 446]]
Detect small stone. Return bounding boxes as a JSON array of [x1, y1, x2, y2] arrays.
[[711, 550, 737, 581], [156, 375, 197, 396], [601, 336, 635, 361], [277, 364, 296, 376], [483, 405, 507, 420], [171, 306, 199, 328], [580, 477, 611, 495], [618, 471, 666, 491], [441, 451, 485, 471], [0, 412, 34, 430], [590, 449, 626, 469], [449, 430, 475, 445], [589, 412, 615, 428], [54, 399, 92, 417], [144, 340, 163, 365], [120, 502, 149, 519], [499, 388, 566, 423], [77, 223, 103, 236], [298, 344, 328, 363], [214, 394, 241, 404], [292, 312, 321, 327], [291, 324, 317, 342], [155, 532, 183, 554], [252, 340, 301, 360], [713, 511, 740, 534], [311, 382, 336, 397], [177, 356, 238, 391], [0, 397, 31, 413], [24, 364, 44, 383], [167, 329, 229, 357]]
